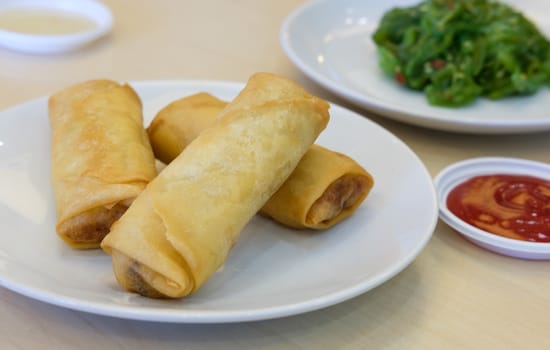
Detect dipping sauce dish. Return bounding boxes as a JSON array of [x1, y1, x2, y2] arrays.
[[0, 0, 113, 54], [435, 157, 550, 260]]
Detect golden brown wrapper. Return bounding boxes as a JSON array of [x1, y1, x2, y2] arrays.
[[49, 79, 157, 249], [147, 92, 227, 164], [262, 144, 373, 229], [101, 72, 330, 298], [147, 93, 374, 229]]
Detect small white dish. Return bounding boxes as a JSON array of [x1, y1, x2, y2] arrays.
[[280, 0, 550, 134], [434, 157, 550, 260], [0, 0, 113, 54], [0, 80, 438, 323]]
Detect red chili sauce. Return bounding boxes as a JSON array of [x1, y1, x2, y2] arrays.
[[447, 174, 550, 242]]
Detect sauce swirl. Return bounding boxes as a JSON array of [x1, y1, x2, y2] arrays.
[[447, 174, 550, 242]]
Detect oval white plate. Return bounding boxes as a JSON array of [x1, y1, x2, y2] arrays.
[[280, 0, 550, 134], [0, 0, 112, 54], [435, 157, 550, 260], [0, 80, 437, 323]]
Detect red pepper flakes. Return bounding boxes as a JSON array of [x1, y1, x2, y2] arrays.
[[431, 59, 446, 69], [395, 72, 406, 84]]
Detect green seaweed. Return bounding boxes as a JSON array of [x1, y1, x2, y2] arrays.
[[372, 0, 550, 107]]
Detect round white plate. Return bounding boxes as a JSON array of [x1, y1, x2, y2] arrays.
[[0, 80, 437, 323], [435, 157, 550, 260], [280, 0, 550, 134], [0, 0, 113, 54]]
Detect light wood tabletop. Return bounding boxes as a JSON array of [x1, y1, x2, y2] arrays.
[[1, 1, 549, 349]]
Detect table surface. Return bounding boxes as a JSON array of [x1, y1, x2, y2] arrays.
[[1, 1, 549, 349]]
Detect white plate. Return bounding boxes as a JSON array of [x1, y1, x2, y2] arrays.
[[280, 0, 550, 134], [0, 0, 113, 54], [435, 157, 550, 260], [0, 80, 437, 323]]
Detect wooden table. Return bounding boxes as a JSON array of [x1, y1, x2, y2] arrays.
[[1, 1, 549, 349]]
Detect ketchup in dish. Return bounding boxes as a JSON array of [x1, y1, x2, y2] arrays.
[[447, 174, 550, 242]]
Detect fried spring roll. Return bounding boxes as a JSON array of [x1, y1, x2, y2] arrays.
[[147, 93, 374, 229], [147, 92, 227, 164], [101, 73, 330, 298], [49, 79, 157, 249], [262, 144, 373, 229]]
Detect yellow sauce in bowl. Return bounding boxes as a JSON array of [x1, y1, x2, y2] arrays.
[[0, 9, 96, 35]]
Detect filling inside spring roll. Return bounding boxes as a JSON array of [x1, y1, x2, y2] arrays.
[[147, 93, 374, 230], [101, 72, 330, 298], [111, 249, 173, 299], [57, 203, 128, 246], [49, 79, 157, 249], [307, 173, 372, 227]]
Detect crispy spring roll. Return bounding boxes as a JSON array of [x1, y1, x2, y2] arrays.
[[147, 92, 227, 164], [262, 144, 373, 229], [49, 79, 157, 249], [101, 73, 330, 298], [147, 93, 374, 229]]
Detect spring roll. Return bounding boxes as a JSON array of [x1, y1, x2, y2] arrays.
[[101, 72, 330, 298], [147, 93, 374, 229], [147, 92, 227, 164], [49, 79, 157, 249], [262, 144, 373, 229]]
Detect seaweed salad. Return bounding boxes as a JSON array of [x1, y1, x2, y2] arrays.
[[372, 0, 550, 107]]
